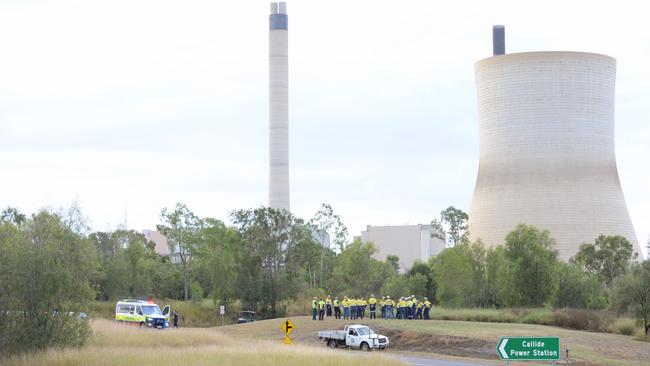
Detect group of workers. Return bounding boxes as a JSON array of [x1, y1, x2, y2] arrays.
[[311, 295, 432, 321]]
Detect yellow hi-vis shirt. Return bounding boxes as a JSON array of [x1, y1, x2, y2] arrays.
[[406, 300, 413, 307], [318, 300, 326, 309], [312, 300, 318, 309], [342, 299, 349, 307], [398, 300, 406, 307], [368, 297, 377, 305], [384, 299, 394, 306], [326, 298, 332, 305], [424, 300, 431, 308]]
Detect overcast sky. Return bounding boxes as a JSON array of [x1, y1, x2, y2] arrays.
[[1, 0, 648, 257]]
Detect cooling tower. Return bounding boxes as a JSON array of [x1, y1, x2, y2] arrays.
[[468, 38, 640, 260], [269, 2, 290, 211]]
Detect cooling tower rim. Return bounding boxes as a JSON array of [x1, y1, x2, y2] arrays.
[[475, 51, 615, 68]]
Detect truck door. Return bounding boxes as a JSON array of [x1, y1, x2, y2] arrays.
[[162, 305, 170, 321], [346, 328, 359, 348]]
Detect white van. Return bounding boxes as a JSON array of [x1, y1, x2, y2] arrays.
[[115, 299, 170, 328]]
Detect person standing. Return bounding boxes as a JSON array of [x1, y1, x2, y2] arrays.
[[385, 296, 395, 319], [350, 298, 357, 320], [411, 295, 418, 319], [333, 297, 341, 319], [416, 298, 423, 320], [368, 295, 377, 319], [311, 297, 318, 320], [380, 296, 386, 319], [404, 297, 413, 319], [360, 298, 366, 319], [342, 296, 350, 320], [173, 310, 179, 328], [399, 297, 407, 319], [423, 297, 431, 320], [318, 298, 326, 320], [326, 295, 333, 317]]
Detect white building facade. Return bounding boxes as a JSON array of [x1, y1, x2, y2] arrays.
[[360, 224, 445, 270]]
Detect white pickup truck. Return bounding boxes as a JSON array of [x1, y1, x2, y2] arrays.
[[317, 324, 390, 351]]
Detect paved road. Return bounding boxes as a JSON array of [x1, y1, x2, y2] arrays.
[[396, 355, 494, 366]]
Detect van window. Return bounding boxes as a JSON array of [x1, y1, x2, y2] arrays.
[[136, 305, 143, 315], [117, 304, 135, 314]]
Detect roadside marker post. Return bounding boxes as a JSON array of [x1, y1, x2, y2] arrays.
[[497, 337, 560, 364], [219, 305, 225, 326], [281, 319, 295, 345]]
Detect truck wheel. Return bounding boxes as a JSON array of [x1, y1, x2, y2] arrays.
[[328, 339, 337, 348], [139, 322, 145, 328], [360, 342, 371, 352]]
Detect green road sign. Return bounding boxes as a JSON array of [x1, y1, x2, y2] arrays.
[[497, 337, 560, 361]]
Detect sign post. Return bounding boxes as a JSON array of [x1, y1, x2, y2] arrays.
[[281, 319, 295, 345], [219, 306, 225, 326], [497, 337, 560, 363]]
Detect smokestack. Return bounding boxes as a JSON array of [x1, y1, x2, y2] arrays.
[[269, 2, 290, 211], [492, 25, 505, 55]]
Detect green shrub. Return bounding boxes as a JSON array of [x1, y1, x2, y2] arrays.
[[608, 318, 637, 336]]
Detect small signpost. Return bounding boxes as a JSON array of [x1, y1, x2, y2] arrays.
[[281, 319, 295, 345], [497, 337, 560, 364], [219, 306, 225, 326]]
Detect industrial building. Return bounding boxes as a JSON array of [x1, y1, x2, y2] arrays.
[[360, 224, 445, 271], [268, 2, 290, 211], [468, 26, 641, 260]]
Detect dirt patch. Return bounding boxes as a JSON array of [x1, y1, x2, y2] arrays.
[[375, 326, 496, 360]]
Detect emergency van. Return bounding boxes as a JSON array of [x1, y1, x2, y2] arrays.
[[115, 299, 170, 328]]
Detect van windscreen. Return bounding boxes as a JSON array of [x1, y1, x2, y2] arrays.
[[141, 305, 162, 316]]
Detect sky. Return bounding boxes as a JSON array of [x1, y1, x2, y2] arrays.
[[0, 0, 648, 258]]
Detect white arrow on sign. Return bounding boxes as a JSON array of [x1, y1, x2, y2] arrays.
[[498, 338, 509, 359]]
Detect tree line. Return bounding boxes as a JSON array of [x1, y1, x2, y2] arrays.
[[1, 204, 649, 356]]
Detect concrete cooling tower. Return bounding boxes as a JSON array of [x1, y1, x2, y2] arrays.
[[269, 2, 290, 211], [468, 26, 641, 260]]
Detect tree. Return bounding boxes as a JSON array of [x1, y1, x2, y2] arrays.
[[193, 218, 241, 305], [308, 204, 349, 289], [0, 210, 98, 355], [503, 224, 559, 307], [572, 235, 637, 286], [485, 245, 510, 308], [386, 255, 400, 273], [554, 262, 606, 309], [407, 260, 437, 301], [330, 239, 386, 296], [157, 203, 203, 302], [611, 261, 650, 339], [231, 207, 315, 318], [431, 206, 469, 247], [433, 244, 479, 307], [1, 206, 26, 226]]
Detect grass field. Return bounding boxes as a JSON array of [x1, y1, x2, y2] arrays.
[[3, 320, 405, 366], [219, 316, 650, 366]]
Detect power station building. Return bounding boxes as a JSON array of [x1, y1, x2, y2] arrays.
[[360, 224, 446, 271], [468, 26, 641, 260], [269, 2, 290, 211]]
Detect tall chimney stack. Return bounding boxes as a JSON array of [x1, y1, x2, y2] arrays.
[[269, 2, 290, 211], [493, 25, 505, 55]]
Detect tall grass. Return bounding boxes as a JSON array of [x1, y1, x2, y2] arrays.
[[87, 299, 242, 327], [3, 320, 405, 366]]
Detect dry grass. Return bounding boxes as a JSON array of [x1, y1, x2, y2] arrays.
[[220, 316, 650, 366], [3, 320, 405, 366]]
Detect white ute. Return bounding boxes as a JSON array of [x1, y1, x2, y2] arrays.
[[317, 324, 389, 351]]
